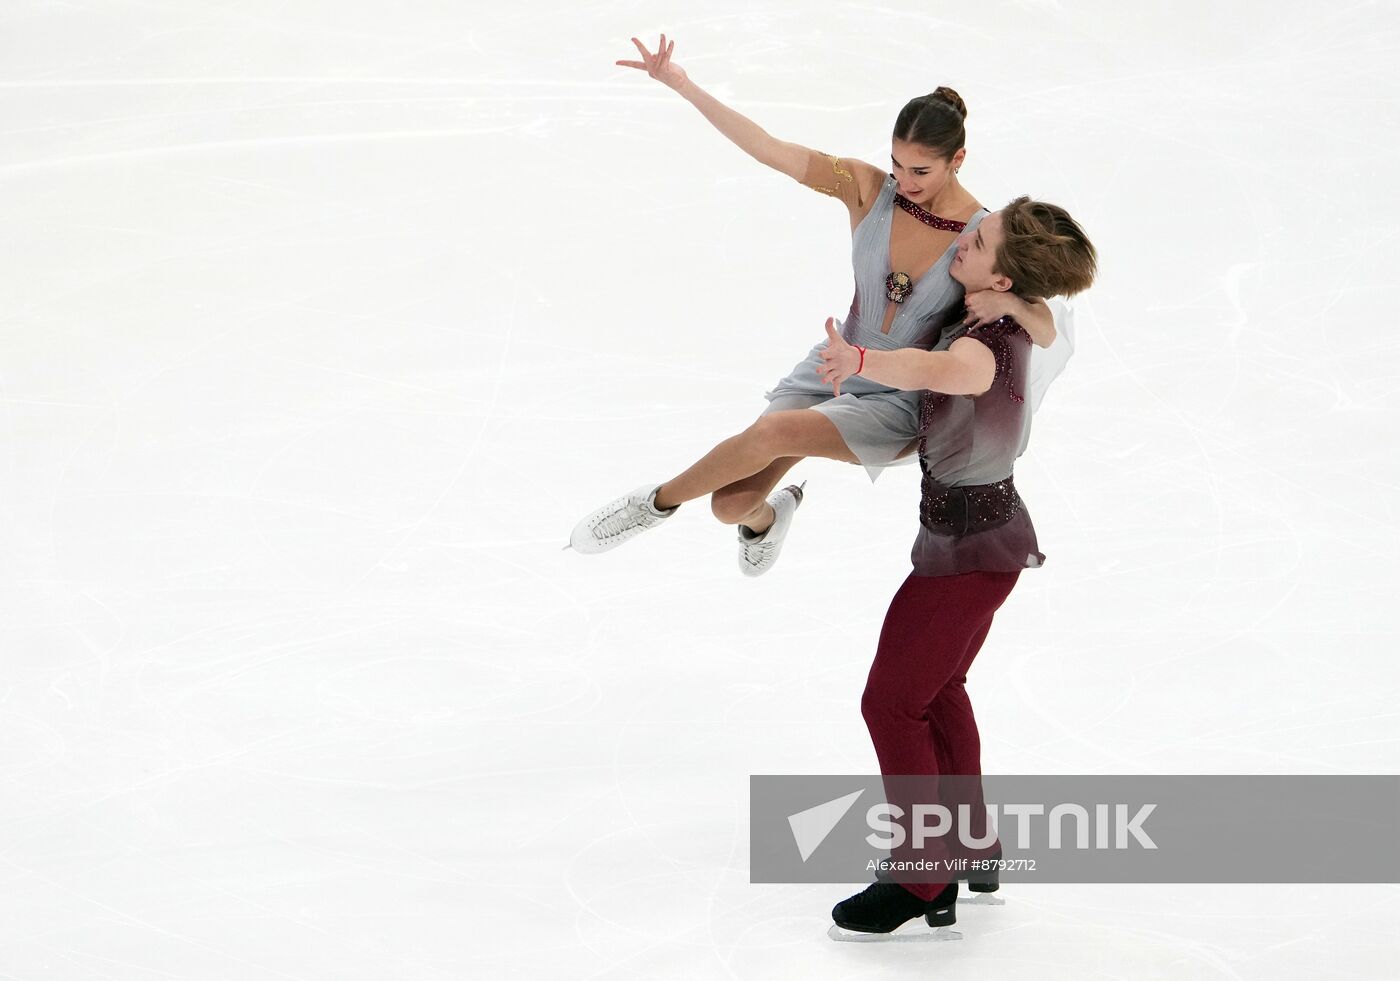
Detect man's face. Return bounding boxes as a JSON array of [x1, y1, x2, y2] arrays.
[[951, 210, 1012, 294]]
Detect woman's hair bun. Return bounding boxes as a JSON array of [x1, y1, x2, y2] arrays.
[[930, 86, 967, 121], [893, 86, 968, 158]]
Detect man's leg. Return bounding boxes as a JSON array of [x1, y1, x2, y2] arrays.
[[860, 571, 1020, 901], [927, 615, 1001, 862]]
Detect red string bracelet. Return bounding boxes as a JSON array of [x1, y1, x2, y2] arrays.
[[855, 345, 866, 375]]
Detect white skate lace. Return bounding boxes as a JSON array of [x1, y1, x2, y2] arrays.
[[593, 504, 644, 541], [744, 539, 775, 565]]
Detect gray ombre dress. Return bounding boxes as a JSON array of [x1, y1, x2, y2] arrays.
[[763, 172, 989, 478]]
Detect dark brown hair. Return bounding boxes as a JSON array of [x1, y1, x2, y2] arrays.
[[994, 196, 1097, 298], [892, 87, 967, 160]]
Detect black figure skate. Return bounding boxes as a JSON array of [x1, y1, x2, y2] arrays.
[[827, 881, 960, 943], [872, 846, 1006, 907]]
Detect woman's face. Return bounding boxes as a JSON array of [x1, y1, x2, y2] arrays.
[[890, 139, 965, 204]]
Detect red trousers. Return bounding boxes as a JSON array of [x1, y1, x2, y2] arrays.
[[861, 569, 1020, 901]]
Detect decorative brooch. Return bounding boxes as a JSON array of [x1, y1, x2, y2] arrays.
[[885, 271, 913, 304]]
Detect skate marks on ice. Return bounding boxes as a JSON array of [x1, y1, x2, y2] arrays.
[[959, 891, 1006, 907]]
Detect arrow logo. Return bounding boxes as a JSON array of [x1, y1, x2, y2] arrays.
[[787, 789, 864, 862]]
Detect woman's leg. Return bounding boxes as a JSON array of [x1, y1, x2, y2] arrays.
[[860, 571, 1020, 900], [709, 456, 802, 531], [569, 409, 855, 556], [652, 409, 857, 511]]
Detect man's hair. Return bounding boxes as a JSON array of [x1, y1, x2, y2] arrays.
[[994, 196, 1097, 298]]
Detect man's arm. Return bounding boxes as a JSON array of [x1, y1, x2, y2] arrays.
[[857, 338, 995, 396], [818, 320, 994, 396]]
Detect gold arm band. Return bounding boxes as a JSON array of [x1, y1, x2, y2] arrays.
[[808, 154, 855, 196]]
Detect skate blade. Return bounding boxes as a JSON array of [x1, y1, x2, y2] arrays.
[[827, 924, 962, 944], [957, 894, 1006, 907]]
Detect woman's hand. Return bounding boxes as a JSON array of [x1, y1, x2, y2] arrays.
[[616, 34, 690, 93], [964, 290, 1056, 346], [962, 288, 1024, 328], [817, 318, 862, 397]]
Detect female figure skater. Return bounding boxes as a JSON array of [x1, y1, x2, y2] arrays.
[[812, 196, 1097, 937], [569, 35, 1057, 574]]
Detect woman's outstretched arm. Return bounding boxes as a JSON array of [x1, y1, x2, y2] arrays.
[[618, 35, 881, 203]]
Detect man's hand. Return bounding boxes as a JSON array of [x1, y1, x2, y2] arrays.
[[816, 318, 862, 397]]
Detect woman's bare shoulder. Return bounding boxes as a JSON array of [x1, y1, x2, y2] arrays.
[[845, 158, 888, 203]]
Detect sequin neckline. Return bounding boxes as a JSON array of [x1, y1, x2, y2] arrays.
[[892, 193, 971, 232]]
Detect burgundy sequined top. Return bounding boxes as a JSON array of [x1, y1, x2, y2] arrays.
[[911, 315, 1045, 577]]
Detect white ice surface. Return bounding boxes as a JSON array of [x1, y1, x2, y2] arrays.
[[1, 1, 1398, 978]]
